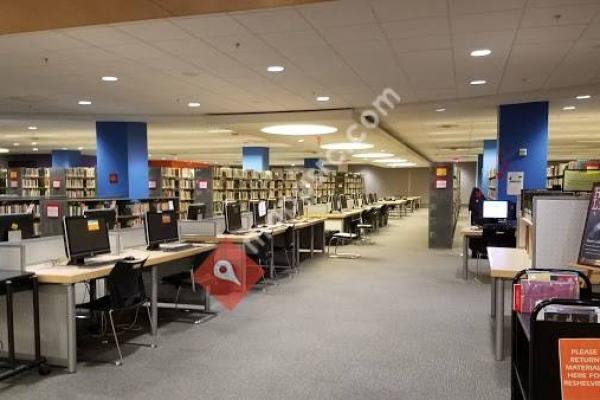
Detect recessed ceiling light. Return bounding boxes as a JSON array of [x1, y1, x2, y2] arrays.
[[374, 158, 407, 163], [353, 153, 394, 158], [13, 143, 19, 146], [297, 139, 305, 143], [320, 142, 374, 150], [101, 76, 118, 82], [262, 124, 337, 136], [77, 146, 84, 151], [470, 49, 492, 57], [316, 96, 330, 102], [61, 147, 68, 150], [563, 106, 576, 110], [31, 141, 37, 146], [27, 126, 38, 130], [32, 147, 39, 152], [576, 95, 591, 100], [291, 163, 295, 166], [435, 108, 446, 112], [267, 65, 285, 72], [78, 100, 92, 105], [470, 80, 487, 85], [387, 162, 416, 168], [0, 148, 10, 154], [187, 102, 201, 108]]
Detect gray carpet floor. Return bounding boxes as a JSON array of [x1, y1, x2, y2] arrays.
[[1, 209, 510, 399]]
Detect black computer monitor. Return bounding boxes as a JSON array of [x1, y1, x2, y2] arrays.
[[340, 195, 348, 210], [362, 193, 368, 205], [63, 216, 111, 265], [482, 200, 509, 222], [224, 201, 242, 233], [0, 213, 35, 241], [297, 198, 304, 217], [284, 198, 295, 221], [374, 193, 378, 202], [145, 211, 179, 250], [331, 194, 341, 212], [187, 203, 206, 221], [368, 193, 375, 204], [250, 200, 267, 227], [83, 208, 117, 230]]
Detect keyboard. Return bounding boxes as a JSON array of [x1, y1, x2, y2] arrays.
[[84, 255, 126, 266], [159, 242, 193, 251]]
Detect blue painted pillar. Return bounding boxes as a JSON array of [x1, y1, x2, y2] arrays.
[[476, 153, 483, 188], [96, 122, 149, 199], [481, 140, 497, 198], [52, 150, 82, 168], [304, 158, 322, 169], [497, 102, 548, 202], [242, 147, 269, 171]]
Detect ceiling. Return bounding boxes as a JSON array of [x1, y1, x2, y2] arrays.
[[1, 0, 600, 167]]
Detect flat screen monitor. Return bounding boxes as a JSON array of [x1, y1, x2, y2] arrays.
[[362, 193, 369, 205], [83, 208, 117, 230], [340, 195, 348, 210], [374, 193, 378, 202], [483, 200, 509, 220], [187, 203, 206, 221], [368, 193, 375, 204], [0, 213, 35, 241], [63, 216, 111, 264], [284, 198, 295, 221], [224, 201, 242, 233], [297, 198, 304, 217], [250, 200, 267, 227], [145, 211, 179, 249]]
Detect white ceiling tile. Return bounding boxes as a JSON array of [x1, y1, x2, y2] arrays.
[[104, 42, 167, 60], [546, 45, 600, 87], [515, 25, 586, 44], [232, 8, 311, 34], [203, 34, 272, 55], [62, 26, 140, 47], [397, 50, 455, 90], [451, 10, 521, 34], [452, 30, 515, 51], [299, 0, 376, 28], [318, 24, 386, 44], [370, 0, 447, 22], [392, 35, 451, 53], [260, 30, 328, 53], [117, 20, 192, 41], [581, 23, 600, 40], [413, 87, 457, 101], [381, 17, 449, 39], [521, 4, 600, 27], [449, 0, 526, 15], [173, 14, 249, 38], [529, 0, 600, 7]]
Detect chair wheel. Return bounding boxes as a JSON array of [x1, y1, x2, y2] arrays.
[[38, 364, 51, 375], [150, 344, 158, 348], [115, 361, 123, 367]]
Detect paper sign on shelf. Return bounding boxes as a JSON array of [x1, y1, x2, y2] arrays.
[[559, 338, 600, 400], [507, 171, 524, 196], [9, 171, 17, 179], [52, 180, 61, 189], [198, 180, 208, 189], [148, 180, 157, 189], [435, 167, 447, 177], [435, 179, 447, 189], [10, 180, 18, 188], [46, 205, 59, 218]]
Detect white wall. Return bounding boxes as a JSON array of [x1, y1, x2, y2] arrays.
[[458, 162, 476, 206]]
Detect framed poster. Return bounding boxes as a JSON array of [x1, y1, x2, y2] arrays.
[[577, 182, 600, 266]]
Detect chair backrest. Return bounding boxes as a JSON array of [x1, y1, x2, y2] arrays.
[[283, 226, 294, 248], [483, 225, 516, 248], [361, 209, 370, 223], [107, 258, 148, 309]]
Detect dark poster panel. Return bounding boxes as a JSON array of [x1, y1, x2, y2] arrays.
[[578, 183, 600, 266]]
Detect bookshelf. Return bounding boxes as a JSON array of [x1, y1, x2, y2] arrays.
[[65, 167, 96, 198], [547, 161, 600, 191], [488, 167, 497, 200], [7, 168, 50, 198]]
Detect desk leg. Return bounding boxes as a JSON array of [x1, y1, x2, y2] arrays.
[[462, 236, 469, 280], [32, 277, 41, 361], [295, 230, 300, 267], [491, 276, 496, 318], [270, 238, 275, 279], [6, 280, 15, 367], [310, 225, 315, 257], [66, 284, 77, 373], [495, 278, 504, 361], [151, 267, 158, 337]]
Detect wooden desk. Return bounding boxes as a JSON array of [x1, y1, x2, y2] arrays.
[[488, 247, 531, 361], [406, 196, 422, 212], [379, 199, 407, 218], [568, 262, 600, 285], [26, 243, 215, 373], [460, 226, 483, 280], [308, 209, 362, 233]]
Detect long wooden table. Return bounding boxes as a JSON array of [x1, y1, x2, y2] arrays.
[[25, 243, 216, 373], [308, 209, 362, 233], [488, 247, 531, 361]]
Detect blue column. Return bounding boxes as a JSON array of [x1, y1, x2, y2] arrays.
[[52, 150, 82, 168], [96, 122, 149, 199], [481, 140, 497, 198], [497, 102, 548, 202], [242, 147, 269, 171], [476, 153, 484, 188], [304, 158, 322, 169]]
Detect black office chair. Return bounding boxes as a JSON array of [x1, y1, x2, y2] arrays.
[[273, 226, 296, 273], [328, 219, 360, 259], [475, 225, 517, 277], [79, 258, 155, 366], [245, 231, 278, 288], [380, 204, 389, 227], [356, 209, 374, 245], [160, 251, 217, 324]]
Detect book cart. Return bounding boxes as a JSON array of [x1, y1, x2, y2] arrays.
[[511, 268, 599, 400]]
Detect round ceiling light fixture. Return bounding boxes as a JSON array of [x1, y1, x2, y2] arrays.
[[373, 158, 407, 163], [267, 65, 285, 72], [470, 49, 492, 57], [0, 148, 9, 154], [353, 153, 394, 158], [387, 162, 416, 168], [320, 142, 374, 150], [261, 124, 337, 136]]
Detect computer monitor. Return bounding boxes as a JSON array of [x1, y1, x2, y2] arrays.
[[144, 211, 179, 250], [0, 213, 35, 241], [284, 198, 295, 221], [83, 208, 117, 230], [224, 201, 242, 233], [482, 200, 509, 221], [362, 193, 369, 205], [340, 195, 348, 210], [63, 216, 111, 265], [374, 193, 378, 202], [187, 203, 206, 221], [331, 194, 342, 212], [297, 198, 304, 217], [250, 200, 267, 227], [368, 193, 375, 204]]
